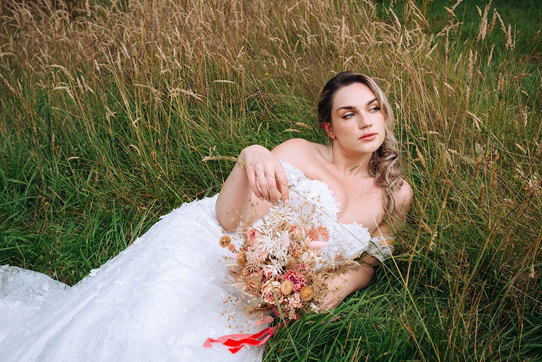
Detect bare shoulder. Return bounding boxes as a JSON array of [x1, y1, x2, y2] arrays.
[[395, 179, 413, 214], [271, 138, 323, 166]]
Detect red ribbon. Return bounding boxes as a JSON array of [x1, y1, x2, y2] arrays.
[[203, 326, 277, 354]]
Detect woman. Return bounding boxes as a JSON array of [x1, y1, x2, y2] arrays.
[[217, 71, 411, 310], [0, 72, 411, 361]]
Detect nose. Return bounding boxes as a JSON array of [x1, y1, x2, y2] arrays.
[[357, 112, 372, 128]]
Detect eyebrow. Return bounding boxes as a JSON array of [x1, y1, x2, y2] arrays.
[[336, 98, 379, 111]]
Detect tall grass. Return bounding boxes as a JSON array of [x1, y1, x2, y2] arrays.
[[1, 0, 540, 359]]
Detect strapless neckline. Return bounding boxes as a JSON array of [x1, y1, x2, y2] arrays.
[[279, 160, 371, 232]]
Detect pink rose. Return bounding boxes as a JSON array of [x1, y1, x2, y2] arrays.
[[261, 280, 284, 306], [244, 228, 261, 247], [283, 270, 305, 292]]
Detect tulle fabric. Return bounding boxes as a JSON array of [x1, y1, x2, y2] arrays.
[[0, 161, 392, 361]]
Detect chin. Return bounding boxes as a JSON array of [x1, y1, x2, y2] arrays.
[[365, 142, 383, 154]]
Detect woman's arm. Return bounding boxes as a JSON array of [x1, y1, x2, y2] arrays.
[[215, 145, 290, 231], [319, 255, 379, 310]]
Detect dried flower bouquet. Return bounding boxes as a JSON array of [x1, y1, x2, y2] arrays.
[[220, 202, 361, 322]]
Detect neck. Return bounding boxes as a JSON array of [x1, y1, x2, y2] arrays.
[[327, 144, 373, 178]]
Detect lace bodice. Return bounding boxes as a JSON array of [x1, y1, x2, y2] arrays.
[[255, 161, 393, 263]]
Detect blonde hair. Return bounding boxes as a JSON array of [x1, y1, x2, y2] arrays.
[[317, 71, 404, 223]]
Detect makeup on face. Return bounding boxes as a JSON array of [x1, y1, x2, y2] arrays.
[[329, 83, 385, 153]]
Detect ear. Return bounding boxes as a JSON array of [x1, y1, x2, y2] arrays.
[[323, 123, 335, 139]]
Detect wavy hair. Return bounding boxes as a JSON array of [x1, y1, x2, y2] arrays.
[[317, 71, 404, 223]]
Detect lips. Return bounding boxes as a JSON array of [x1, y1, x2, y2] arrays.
[[360, 133, 377, 140]]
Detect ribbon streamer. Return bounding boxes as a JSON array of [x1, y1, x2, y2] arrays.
[[203, 326, 277, 354]]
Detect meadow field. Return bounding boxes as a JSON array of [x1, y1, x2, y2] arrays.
[[1, 0, 540, 359]]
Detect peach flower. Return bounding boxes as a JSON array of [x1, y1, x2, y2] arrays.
[[261, 280, 284, 306], [244, 228, 261, 246]]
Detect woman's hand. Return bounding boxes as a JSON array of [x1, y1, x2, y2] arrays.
[[237, 145, 289, 204], [319, 274, 353, 311], [319, 263, 376, 311], [216, 144, 290, 231]]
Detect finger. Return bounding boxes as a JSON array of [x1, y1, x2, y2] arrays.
[[265, 170, 279, 203], [320, 297, 330, 311], [275, 166, 289, 203], [255, 167, 270, 201], [246, 166, 263, 199]]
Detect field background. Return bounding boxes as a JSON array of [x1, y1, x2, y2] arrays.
[[1, 0, 540, 360]]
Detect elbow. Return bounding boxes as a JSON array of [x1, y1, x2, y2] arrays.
[[215, 202, 241, 232], [219, 219, 237, 233], [215, 210, 238, 233], [215, 195, 237, 232]]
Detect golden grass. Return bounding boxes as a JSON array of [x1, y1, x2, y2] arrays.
[[1, 0, 540, 359]]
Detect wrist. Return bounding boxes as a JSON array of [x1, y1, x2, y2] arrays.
[[329, 273, 355, 295], [347, 265, 375, 292], [235, 158, 246, 170], [345, 274, 359, 294]]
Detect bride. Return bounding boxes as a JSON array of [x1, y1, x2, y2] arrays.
[[0, 71, 411, 361]]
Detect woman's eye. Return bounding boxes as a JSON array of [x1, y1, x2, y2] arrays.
[[342, 113, 354, 119], [370, 106, 381, 112]]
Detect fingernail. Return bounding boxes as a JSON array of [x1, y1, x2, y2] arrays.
[[284, 199, 289, 205]]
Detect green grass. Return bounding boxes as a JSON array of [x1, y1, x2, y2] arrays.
[[1, 0, 540, 360]]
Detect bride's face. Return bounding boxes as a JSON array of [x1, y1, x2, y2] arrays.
[[326, 82, 386, 155]]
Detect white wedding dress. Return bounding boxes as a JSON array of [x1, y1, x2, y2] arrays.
[[0, 162, 392, 361]]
